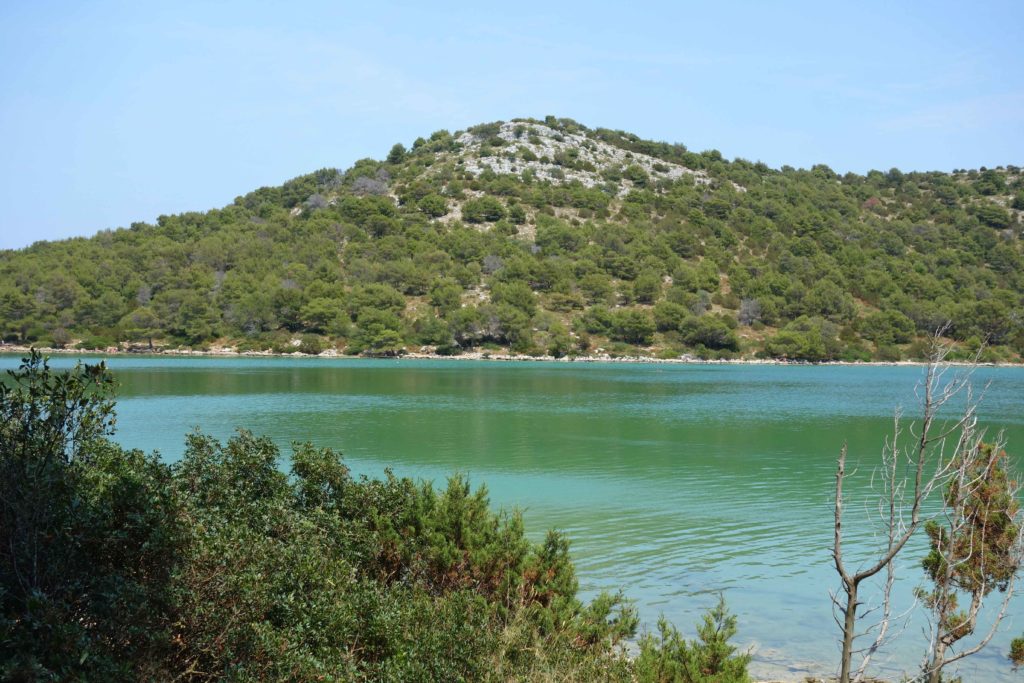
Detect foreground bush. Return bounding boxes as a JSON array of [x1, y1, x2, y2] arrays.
[[634, 598, 751, 683], [1, 353, 751, 682]]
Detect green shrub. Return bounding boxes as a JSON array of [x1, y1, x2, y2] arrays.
[[297, 333, 326, 354], [76, 334, 117, 350], [0, 353, 178, 681], [463, 196, 506, 223], [1011, 636, 1024, 667], [635, 597, 751, 683], [418, 193, 449, 217], [764, 316, 841, 362], [875, 343, 903, 362]]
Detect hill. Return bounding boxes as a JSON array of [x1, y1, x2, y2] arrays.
[[2, 116, 1022, 362]]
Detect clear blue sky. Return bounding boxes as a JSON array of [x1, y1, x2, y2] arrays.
[[1, 1, 1021, 250]]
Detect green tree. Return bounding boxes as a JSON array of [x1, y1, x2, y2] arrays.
[[507, 203, 527, 224], [350, 309, 405, 355], [973, 169, 1006, 196], [178, 293, 221, 344], [429, 278, 464, 314], [546, 322, 573, 358], [764, 317, 840, 361], [973, 203, 1011, 229], [680, 315, 740, 351], [623, 164, 650, 187], [611, 309, 655, 345], [348, 283, 406, 319], [387, 142, 407, 164], [859, 310, 915, 345], [957, 298, 1014, 344], [633, 270, 662, 304], [805, 279, 855, 322], [299, 297, 347, 335], [580, 273, 614, 305], [120, 306, 162, 348], [577, 305, 615, 336], [653, 300, 689, 332], [0, 287, 35, 342], [491, 280, 537, 316], [918, 442, 1023, 683], [495, 303, 534, 352]]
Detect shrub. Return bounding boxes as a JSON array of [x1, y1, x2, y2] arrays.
[[635, 597, 751, 683], [764, 316, 841, 361], [76, 334, 118, 350], [0, 353, 178, 681], [1011, 637, 1024, 668], [419, 193, 449, 217], [463, 197, 506, 223], [297, 333, 326, 355]]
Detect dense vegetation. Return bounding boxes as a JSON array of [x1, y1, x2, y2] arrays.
[[0, 353, 751, 682], [1, 116, 1022, 362]]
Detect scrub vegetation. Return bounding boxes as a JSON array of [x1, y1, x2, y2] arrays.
[[1, 117, 1022, 362], [0, 352, 752, 682]]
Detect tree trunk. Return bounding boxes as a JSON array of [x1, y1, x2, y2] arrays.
[[840, 580, 858, 683], [927, 641, 947, 683]]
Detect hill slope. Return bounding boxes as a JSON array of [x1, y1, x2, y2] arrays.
[[2, 116, 1023, 361]]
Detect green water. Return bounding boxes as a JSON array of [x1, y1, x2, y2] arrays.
[[5, 355, 1024, 680]]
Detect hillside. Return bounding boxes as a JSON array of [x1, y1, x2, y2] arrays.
[[1, 116, 1022, 362]]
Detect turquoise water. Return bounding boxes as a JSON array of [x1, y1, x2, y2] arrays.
[[5, 355, 1023, 680]]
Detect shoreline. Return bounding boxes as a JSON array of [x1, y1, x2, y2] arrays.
[[1, 343, 1019, 368]]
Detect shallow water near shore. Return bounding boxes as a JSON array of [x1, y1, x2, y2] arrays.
[[5, 354, 1024, 680]]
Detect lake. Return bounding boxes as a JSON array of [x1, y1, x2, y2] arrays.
[[4, 355, 1023, 680]]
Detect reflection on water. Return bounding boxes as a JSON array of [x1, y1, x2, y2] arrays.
[[4, 355, 1023, 680]]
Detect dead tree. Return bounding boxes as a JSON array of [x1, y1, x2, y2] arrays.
[[832, 340, 977, 683]]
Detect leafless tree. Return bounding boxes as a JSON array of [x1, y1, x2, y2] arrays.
[[304, 193, 328, 210], [482, 254, 504, 275], [351, 175, 388, 196], [832, 338, 977, 683], [738, 298, 761, 326]]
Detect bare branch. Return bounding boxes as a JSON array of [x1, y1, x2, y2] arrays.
[[832, 332, 1003, 683]]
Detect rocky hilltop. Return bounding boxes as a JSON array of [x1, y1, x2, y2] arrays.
[[451, 120, 719, 193]]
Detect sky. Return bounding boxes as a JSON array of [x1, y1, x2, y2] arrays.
[[0, 0, 1022, 250]]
